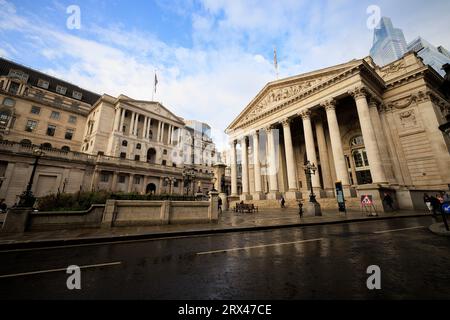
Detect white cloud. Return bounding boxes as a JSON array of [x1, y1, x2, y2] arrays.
[[1, 0, 449, 151]]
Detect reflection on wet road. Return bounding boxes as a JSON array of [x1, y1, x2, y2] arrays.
[[0, 216, 449, 299]]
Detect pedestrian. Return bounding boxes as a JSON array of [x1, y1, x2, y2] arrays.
[[280, 196, 285, 209], [383, 192, 394, 211], [443, 192, 450, 203], [0, 199, 7, 213], [429, 195, 441, 215], [218, 197, 223, 214], [423, 193, 432, 213]]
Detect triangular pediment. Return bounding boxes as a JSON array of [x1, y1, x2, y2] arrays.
[[226, 59, 364, 131], [121, 99, 184, 124]]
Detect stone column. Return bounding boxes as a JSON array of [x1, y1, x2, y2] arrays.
[[143, 116, 148, 139], [113, 107, 121, 132], [322, 99, 350, 196], [240, 136, 251, 200], [129, 112, 135, 136], [127, 174, 135, 193], [111, 172, 118, 193], [315, 118, 334, 197], [230, 140, 238, 196], [369, 99, 394, 183], [134, 113, 139, 136], [119, 108, 126, 133], [281, 119, 301, 199], [300, 110, 322, 194], [350, 87, 387, 184], [266, 126, 281, 200], [251, 131, 265, 200]]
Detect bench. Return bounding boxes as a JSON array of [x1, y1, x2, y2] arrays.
[[235, 203, 258, 213]]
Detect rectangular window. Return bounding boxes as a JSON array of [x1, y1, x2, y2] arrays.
[[37, 79, 49, 89], [25, 120, 38, 132], [46, 125, 56, 136], [134, 176, 141, 185], [65, 128, 74, 140], [120, 152, 126, 159], [118, 175, 126, 184], [68, 115, 77, 124], [134, 155, 140, 161], [162, 160, 167, 166], [72, 91, 82, 100], [100, 173, 109, 183], [56, 85, 67, 95], [50, 111, 60, 120], [8, 81, 20, 95], [31, 106, 41, 115]]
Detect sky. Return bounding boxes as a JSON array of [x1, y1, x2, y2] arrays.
[[1, 0, 450, 150]]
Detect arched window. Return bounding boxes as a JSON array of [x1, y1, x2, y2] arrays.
[[20, 139, 32, 145], [41, 143, 52, 149], [136, 143, 141, 150], [350, 135, 364, 147], [61, 146, 71, 152], [122, 140, 128, 147]]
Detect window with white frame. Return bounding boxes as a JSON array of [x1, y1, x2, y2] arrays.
[[56, 85, 67, 95], [37, 79, 49, 89], [72, 91, 82, 100]]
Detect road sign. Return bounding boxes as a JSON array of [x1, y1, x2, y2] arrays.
[[442, 202, 450, 214], [361, 195, 373, 206], [335, 181, 346, 213]]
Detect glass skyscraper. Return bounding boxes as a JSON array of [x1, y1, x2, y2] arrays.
[[407, 38, 450, 77], [370, 17, 408, 67]]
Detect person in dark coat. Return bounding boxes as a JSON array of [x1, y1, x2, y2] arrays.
[[383, 193, 394, 211], [429, 195, 441, 215], [280, 196, 286, 209]]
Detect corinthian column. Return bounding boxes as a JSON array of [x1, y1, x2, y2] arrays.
[[300, 110, 321, 194], [230, 140, 238, 196], [322, 99, 350, 196], [350, 87, 387, 184], [266, 125, 281, 200], [113, 107, 121, 132], [252, 131, 265, 200], [315, 118, 334, 197], [240, 136, 252, 200], [282, 118, 301, 199]]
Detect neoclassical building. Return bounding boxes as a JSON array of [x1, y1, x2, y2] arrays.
[[0, 58, 217, 206], [226, 52, 450, 211]]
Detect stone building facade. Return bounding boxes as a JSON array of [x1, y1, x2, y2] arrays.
[[0, 58, 216, 206], [226, 53, 450, 211]]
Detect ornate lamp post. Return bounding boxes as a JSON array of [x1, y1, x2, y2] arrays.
[[303, 160, 322, 216], [303, 161, 318, 203], [17, 147, 45, 208], [182, 167, 196, 196], [163, 176, 176, 195]]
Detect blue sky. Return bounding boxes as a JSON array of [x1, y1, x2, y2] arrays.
[[1, 0, 450, 150]]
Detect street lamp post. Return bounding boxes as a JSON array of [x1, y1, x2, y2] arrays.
[[17, 147, 45, 208], [303, 161, 318, 203], [182, 167, 196, 196], [303, 160, 322, 216]]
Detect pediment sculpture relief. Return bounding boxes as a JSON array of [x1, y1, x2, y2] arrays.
[[243, 77, 330, 122]]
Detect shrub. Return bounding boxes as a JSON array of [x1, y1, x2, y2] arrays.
[[36, 191, 200, 211]]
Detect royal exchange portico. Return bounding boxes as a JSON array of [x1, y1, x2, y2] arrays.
[[226, 53, 450, 211]]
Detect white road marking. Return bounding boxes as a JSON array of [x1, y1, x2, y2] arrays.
[[0, 261, 122, 279], [196, 238, 324, 255], [373, 226, 426, 234]]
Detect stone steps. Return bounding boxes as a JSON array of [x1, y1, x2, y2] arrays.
[[230, 197, 362, 210]]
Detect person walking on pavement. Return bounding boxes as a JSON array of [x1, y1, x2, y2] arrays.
[[423, 193, 432, 213], [218, 197, 223, 214], [383, 192, 394, 211], [280, 196, 286, 209]]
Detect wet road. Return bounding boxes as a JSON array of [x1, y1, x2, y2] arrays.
[[0, 216, 449, 299]]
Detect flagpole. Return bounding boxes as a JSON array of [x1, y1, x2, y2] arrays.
[[274, 47, 279, 80]]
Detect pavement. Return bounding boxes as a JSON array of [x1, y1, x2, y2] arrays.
[[0, 208, 434, 249]]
